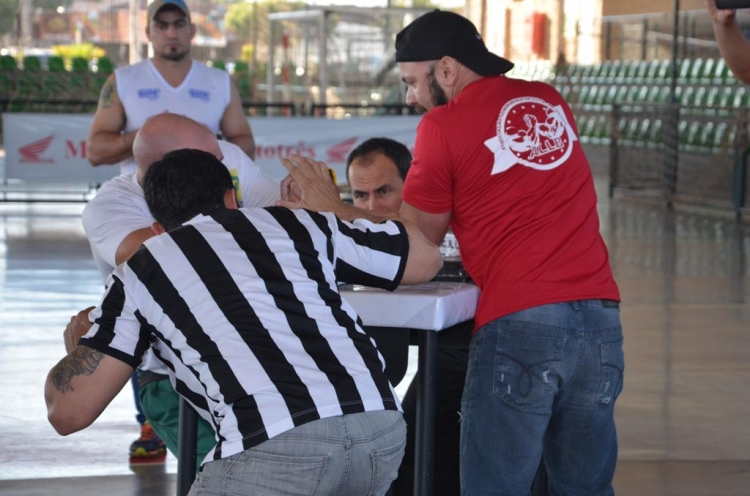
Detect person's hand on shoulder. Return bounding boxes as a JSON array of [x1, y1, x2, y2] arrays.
[[64, 306, 96, 354]]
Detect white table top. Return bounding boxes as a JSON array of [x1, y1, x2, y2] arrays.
[[339, 281, 479, 331]]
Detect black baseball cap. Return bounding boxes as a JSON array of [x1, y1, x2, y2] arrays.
[[395, 10, 513, 77]]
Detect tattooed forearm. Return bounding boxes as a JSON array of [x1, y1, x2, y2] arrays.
[[98, 80, 118, 108], [50, 347, 104, 393]]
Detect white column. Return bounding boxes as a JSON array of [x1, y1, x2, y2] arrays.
[[129, 0, 141, 64], [19, 0, 32, 47]]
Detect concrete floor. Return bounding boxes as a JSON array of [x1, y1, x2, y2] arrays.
[[1, 177, 749, 495]]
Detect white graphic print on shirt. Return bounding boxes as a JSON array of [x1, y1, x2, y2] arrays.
[[484, 97, 577, 175]]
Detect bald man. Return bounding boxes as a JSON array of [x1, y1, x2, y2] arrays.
[[80, 113, 280, 466], [85, 113, 279, 281]]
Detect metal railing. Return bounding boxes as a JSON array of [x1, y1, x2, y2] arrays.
[[308, 103, 417, 118], [608, 102, 750, 216], [0, 99, 417, 117]]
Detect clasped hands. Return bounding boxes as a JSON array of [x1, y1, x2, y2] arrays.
[[277, 154, 342, 212]]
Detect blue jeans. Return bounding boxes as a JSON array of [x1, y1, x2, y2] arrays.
[[130, 372, 146, 425], [188, 410, 405, 496], [460, 300, 624, 496]]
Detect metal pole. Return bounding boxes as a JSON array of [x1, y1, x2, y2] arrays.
[[666, 0, 681, 201], [604, 21, 611, 61], [176, 398, 198, 496], [670, 0, 680, 104], [129, 0, 141, 64], [609, 103, 621, 198], [251, 0, 259, 74], [19, 0, 32, 48], [414, 330, 437, 496], [733, 108, 749, 215], [318, 10, 328, 105], [267, 18, 275, 104]]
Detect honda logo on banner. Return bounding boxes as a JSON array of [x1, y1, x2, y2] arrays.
[[326, 137, 358, 163], [19, 135, 55, 164], [65, 140, 87, 159]]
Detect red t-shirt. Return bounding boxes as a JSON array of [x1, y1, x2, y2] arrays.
[[402, 76, 620, 330]]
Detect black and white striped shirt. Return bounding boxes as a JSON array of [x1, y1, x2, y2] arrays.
[[80, 206, 408, 462]]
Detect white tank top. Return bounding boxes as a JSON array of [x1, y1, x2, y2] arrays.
[[115, 59, 231, 174]]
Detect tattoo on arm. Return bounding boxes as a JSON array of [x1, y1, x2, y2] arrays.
[[99, 80, 118, 109], [50, 347, 104, 393]]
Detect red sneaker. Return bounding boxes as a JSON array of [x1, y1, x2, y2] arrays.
[[129, 420, 167, 464]]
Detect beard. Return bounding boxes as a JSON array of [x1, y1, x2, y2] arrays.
[[157, 46, 189, 62], [415, 67, 449, 114]]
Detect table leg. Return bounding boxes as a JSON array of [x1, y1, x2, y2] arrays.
[[413, 330, 438, 496], [176, 398, 198, 496]]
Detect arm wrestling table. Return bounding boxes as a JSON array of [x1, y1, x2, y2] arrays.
[[176, 281, 480, 496], [340, 281, 479, 496]]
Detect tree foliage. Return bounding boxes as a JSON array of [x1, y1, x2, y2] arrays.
[[0, 0, 76, 39], [0, 0, 17, 37], [34, 0, 73, 11], [389, 0, 437, 7], [224, 2, 254, 42], [53, 42, 105, 62], [224, 0, 306, 57]]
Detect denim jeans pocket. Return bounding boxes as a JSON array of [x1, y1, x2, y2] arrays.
[[370, 433, 406, 494], [221, 450, 329, 495], [492, 330, 565, 414], [596, 337, 625, 408]]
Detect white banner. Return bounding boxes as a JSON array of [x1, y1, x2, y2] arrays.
[[2, 114, 422, 185], [252, 116, 421, 184], [3, 113, 119, 184]]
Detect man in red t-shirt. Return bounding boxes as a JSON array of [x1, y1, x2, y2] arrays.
[[395, 10, 624, 495]]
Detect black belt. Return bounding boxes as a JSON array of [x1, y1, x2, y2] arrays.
[[137, 370, 170, 389]]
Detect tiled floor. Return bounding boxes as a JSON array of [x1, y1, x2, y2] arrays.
[[1, 177, 749, 495]]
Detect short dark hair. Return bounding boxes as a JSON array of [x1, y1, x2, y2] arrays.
[[143, 149, 234, 231], [346, 137, 412, 184]]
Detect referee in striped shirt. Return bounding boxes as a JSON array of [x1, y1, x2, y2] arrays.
[[45, 148, 442, 495]]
